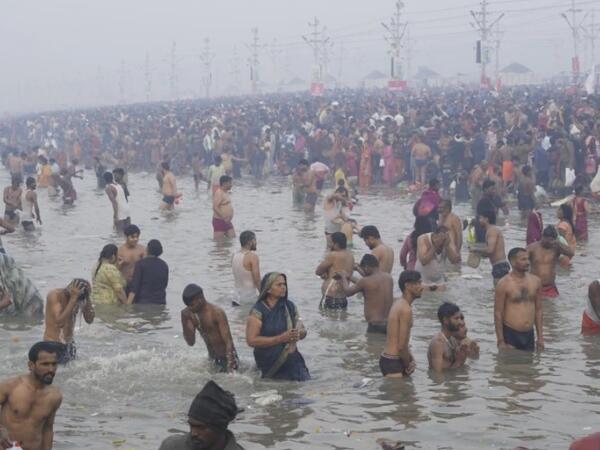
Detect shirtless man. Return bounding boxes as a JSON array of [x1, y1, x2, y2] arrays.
[[411, 135, 432, 185], [428, 302, 475, 372], [0, 342, 63, 450], [207, 156, 226, 196], [21, 177, 42, 232], [471, 208, 509, 286], [380, 270, 423, 378], [117, 224, 146, 292], [315, 232, 355, 309], [212, 175, 235, 240], [104, 172, 131, 233], [292, 159, 309, 206], [494, 247, 544, 351], [438, 199, 463, 254], [7, 151, 23, 179], [160, 162, 177, 211], [180, 284, 238, 372], [359, 225, 394, 274], [516, 165, 536, 217], [3, 176, 22, 226], [303, 168, 319, 213], [43, 279, 95, 364], [231, 230, 260, 306], [191, 152, 204, 193], [337, 254, 393, 333], [527, 226, 574, 298], [415, 226, 461, 285], [323, 190, 349, 247]]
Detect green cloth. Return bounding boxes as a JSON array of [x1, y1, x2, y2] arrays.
[[0, 253, 43, 318]]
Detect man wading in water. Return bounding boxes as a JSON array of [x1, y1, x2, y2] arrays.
[[315, 232, 355, 309], [180, 284, 238, 372], [0, 342, 64, 450]]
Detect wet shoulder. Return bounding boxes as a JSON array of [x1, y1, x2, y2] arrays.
[[158, 433, 190, 450]]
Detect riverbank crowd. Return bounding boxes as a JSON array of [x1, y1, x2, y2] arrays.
[[0, 85, 599, 450]]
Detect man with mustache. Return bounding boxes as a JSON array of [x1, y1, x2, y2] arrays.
[[159, 380, 244, 450], [0, 341, 64, 450]]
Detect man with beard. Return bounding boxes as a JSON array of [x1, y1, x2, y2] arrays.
[[159, 380, 244, 450], [428, 302, 478, 372], [231, 231, 260, 306], [0, 341, 63, 450]]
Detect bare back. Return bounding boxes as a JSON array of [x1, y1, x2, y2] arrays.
[[372, 243, 395, 274]]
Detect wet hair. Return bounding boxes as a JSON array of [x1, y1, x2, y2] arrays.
[[113, 167, 125, 177], [359, 254, 379, 268], [11, 174, 22, 186], [147, 239, 163, 257], [478, 207, 496, 225], [411, 216, 433, 249], [68, 278, 91, 301], [182, 284, 204, 306], [298, 159, 309, 167], [542, 225, 558, 239], [214, 155, 222, 165], [95, 244, 118, 278], [429, 178, 440, 189], [330, 231, 347, 249], [124, 224, 141, 237], [240, 230, 256, 247], [359, 225, 380, 240], [28, 341, 60, 363], [437, 302, 460, 323], [398, 270, 421, 293], [103, 171, 114, 183], [440, 198, 452, 211], [508, 247, 526, 262], [25, 176, 35, 188], [559, 204, 575, 233], [219, 175, 232, 186], [482, 179, 495, 191], [574, 184, 584, 196]]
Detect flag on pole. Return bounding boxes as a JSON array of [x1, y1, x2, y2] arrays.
[[584, 65, 596, 95]]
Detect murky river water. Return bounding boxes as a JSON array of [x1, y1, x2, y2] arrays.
[[0, 169, 598, 450]]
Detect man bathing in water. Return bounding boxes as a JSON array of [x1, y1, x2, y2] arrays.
[[315, 232, 355, 309], [471, 208, 509, 286], [43, 279, 95, 364], [0, 342, 63, 450], [213, 175, 235, 240], [181, 284, 238, 373], [292, 159, 309, 206], [336, 254, 393, 333], [160, 162, 178, 211], [21, 177, 42, 231], [415, 225, 460, 286], [494, 247, 544, 351], [3, 175, 22, 226], [438, 199, 463, 254], [380, 270, 422, 378], [104, 171, 131, 233], [231, 231, 261, 306], [428, 303, 479, 372], [527, 226, 574, 298], [358, 225, 394, 274], [117, 224, 146, 292]]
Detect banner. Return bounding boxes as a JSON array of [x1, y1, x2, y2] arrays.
[[310, 82, 325, 96], [388, 80, 407, 92]]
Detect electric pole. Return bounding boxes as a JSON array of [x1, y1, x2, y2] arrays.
[[229, 46, 241, 95], [144, 53, 152, 102], [581, 10, 599, 71], [302, 17, 330, 83], [199, 38, 215, 98], [382, 1, 407, 80], [493, 23, 503, 87], [169, 41, 178, 100], [470, 0, 504, 88], [561, 0, 584, 82], [405, 25, 412, 81], [247, 28, 263, 94]]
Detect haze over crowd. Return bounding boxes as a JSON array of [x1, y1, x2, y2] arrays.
[[0, 0, 594, 114]]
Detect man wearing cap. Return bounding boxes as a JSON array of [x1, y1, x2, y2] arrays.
[[181, 284, 238, 372], [159, 380, 244, 450]]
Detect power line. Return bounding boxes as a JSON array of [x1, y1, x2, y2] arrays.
[[470, 0, 504, 88], [302, 17, 330, 83], [199, 38, 215, 98], [382, 1, 408, 80]]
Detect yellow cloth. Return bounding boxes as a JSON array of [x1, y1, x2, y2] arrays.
[[334, 168, 348, 189], [91, 262, 125, 305]]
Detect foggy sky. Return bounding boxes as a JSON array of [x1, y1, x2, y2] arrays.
[[1, 0, 593, 115]]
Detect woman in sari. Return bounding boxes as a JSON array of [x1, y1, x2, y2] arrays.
[[359, 141, 372, 189], [572, 185, 590, 241], [557, 203, 576, 266], [246, 272, 310, 381]]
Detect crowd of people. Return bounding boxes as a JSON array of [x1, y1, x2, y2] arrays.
[[0, 85, 599, 449]]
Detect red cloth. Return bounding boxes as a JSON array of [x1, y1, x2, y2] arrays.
[[212, 217, 233, 232], [526, 211, 543, 245], [541, 284, 559, 298], [570, 432, 600, 450], [582, 311, 600, 335]]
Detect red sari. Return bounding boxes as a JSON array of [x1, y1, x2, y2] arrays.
[[359, 145, 372, 188]]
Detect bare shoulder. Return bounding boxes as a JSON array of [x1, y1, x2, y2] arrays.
[[46, 386, 63, 407], [0, 375, 23, 391]]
